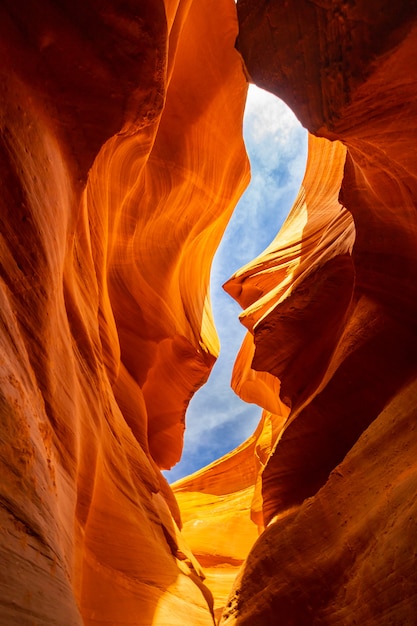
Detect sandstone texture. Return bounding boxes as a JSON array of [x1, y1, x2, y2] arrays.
[[1, 0, 417, 625], [0, 0, 248, 624], [219, 1, 417, 624]]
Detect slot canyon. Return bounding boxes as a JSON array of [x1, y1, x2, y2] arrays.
[[1, 0, 417, 624]]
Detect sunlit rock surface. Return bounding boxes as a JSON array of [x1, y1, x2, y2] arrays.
[[172, 431, 260, 622], [219, 1, 417, 624], [0, 0, 248, 624]]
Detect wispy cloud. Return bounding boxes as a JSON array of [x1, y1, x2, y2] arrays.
[[164, 86, 308, 483]]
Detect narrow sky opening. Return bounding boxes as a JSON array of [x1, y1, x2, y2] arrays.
[[164, 85, 308, 483]]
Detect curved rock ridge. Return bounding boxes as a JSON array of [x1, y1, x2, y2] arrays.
[[0, 0, 249, 624], [223, 133, 355, 525], [219, 1, 417, 624]]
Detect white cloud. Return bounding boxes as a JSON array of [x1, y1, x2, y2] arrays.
[[245, 85, 303, 146]]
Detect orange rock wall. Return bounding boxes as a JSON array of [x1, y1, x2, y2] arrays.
[[0, 0, 249, 624], [219, 1, 417, 624]]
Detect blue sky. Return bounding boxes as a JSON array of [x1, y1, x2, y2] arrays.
[[164, 85, 308, 483]]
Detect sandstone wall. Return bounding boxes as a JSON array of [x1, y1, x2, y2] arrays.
[[219, 1, 417, 623], [0, 1, 248, 623]]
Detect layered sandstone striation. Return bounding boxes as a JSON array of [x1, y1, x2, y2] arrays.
[[219, 1, 417, 624], [0, 0, 249, 624], [2, 0, 417, 625]]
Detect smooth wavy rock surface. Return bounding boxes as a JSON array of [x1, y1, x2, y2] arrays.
[[219, 1, 417, 624], [0, 0, 248, 624], [2, 0, 417, 625]]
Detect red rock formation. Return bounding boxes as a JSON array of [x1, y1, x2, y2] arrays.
[[219, 1, 417, 624], [0, 0, 249, 623], [2, 0, 417, 624]]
